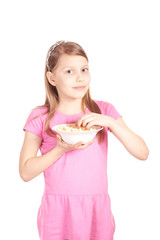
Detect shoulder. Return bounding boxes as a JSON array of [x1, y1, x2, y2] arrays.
[[93, 99, 121, 120], [93, 99, 113, 113], [32, 106, 48, 114], [26, 106, 48, 123]]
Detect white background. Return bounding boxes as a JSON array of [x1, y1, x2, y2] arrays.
[[0, 0, 159, 239]]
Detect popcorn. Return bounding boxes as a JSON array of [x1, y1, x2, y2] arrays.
[[55, 124, 97, 132]]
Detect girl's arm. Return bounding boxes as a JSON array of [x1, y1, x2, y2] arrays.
[[109, 117, 149, 160], [19, 131, 65, 182]]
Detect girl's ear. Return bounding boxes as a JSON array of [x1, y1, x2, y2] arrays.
[[46, 71, 56, 86]]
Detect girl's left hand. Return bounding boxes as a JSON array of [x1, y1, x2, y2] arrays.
[[75, 113, 113, 129]]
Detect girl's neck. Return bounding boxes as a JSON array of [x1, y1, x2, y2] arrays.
[[55, 101, 86, 115]]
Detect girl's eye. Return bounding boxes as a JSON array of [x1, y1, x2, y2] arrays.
[[82, 68, 88, 72], [67, 70, 73, 74]]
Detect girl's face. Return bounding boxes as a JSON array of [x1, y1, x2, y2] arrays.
[[47, 54, 91, 102]]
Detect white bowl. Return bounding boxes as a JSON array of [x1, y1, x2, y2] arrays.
[[52, 123, 103, 144]]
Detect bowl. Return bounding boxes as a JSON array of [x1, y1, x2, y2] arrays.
[[52, 123, 103, 144]]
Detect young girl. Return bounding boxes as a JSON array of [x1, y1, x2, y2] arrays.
[[19, 40, 149, 240]]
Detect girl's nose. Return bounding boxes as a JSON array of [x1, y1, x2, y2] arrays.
[[76, 72, 84, 82]]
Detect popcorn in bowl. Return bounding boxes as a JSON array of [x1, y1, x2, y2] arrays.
[[52, 123, 103, 144]]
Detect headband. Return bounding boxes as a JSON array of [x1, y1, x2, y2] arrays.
[[46, 40, 66, 71]]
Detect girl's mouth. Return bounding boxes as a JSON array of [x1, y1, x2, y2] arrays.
[[73, 86, 85, 90]]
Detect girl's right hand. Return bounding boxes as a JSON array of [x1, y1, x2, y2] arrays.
[[55, 134, 94, 153]]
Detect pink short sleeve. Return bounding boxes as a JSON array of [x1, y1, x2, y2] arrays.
[[106, 102, 122, 120], [98, 101, 122, 132], [23, 108, 43, 139]]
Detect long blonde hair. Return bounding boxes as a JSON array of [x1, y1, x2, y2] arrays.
[[37, 40, 105, 144]]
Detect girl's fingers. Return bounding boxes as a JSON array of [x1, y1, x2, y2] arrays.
[[56, 134, 60, 140], [56, 133, 94, 151], [76, 114, 94, 127], [77, 138, 94, 149]]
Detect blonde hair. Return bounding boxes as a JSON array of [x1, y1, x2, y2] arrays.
[[37, 40, 105, 144]]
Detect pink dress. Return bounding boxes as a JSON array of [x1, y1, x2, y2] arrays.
[[23, 100, 121, 240]]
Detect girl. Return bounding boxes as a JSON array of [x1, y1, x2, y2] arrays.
[[19, 40, 149, 240]]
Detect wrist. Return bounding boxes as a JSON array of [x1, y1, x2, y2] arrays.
[[55, 145, 66, 156], [105, 116, 115, 129]]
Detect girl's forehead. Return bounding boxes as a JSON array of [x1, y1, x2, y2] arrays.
[[58, 54, 88, 66]]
